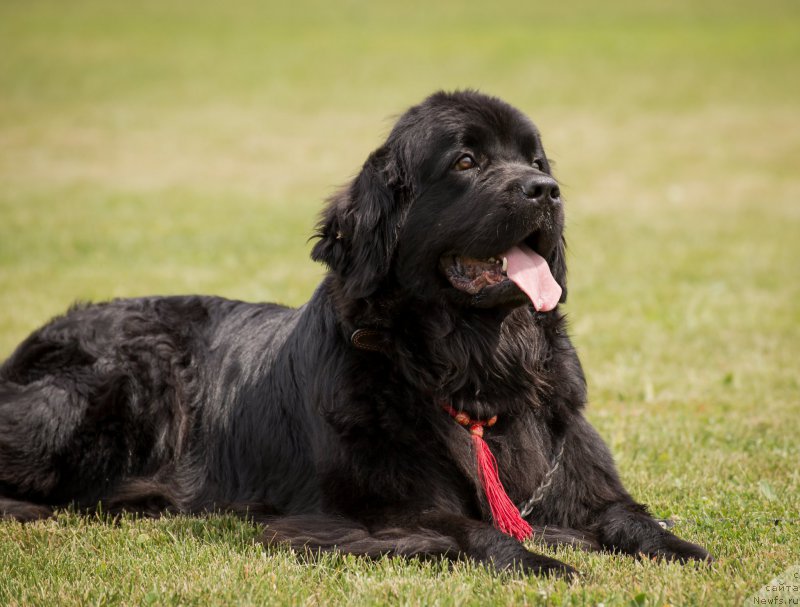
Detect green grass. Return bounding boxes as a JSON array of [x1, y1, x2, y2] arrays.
[[1, 0, 799, 605]]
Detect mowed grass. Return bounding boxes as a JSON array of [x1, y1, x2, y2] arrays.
[[1, 1, 798, 605]]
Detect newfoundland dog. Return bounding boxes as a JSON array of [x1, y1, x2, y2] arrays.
[[0, 91, 710, 577]]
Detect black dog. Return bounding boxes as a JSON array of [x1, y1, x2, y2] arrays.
[[0, 91, 710, 577]]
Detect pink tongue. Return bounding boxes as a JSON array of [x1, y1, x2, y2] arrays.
[[504, 244, 562, 312]]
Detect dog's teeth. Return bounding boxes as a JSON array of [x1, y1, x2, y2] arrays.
[[487, 257, 496, 263], [501, 257, 508, 272]]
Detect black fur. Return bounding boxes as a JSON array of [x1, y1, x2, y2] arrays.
[[0, 91, 710, 577]]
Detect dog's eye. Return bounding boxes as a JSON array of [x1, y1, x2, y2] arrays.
[[532, 159, 543, 171], [454, 154, 477, 171]]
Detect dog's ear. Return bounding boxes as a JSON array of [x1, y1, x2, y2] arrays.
[[311, 145, 408, 299], [551, 235, 568, 304]]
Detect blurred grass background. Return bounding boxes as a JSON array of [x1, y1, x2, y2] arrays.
[[1, 0, 798, 605]]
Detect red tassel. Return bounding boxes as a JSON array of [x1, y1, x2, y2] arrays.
[[470, 425, 533, 541]]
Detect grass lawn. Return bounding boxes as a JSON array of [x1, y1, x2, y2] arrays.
[[1, 0, 799, 604]]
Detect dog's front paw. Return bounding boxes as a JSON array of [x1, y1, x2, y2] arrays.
[[516, 552, 579, 579], [645, 533, 713, 564]]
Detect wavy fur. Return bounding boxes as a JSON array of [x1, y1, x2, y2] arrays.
[[0, 91, 710, 577]]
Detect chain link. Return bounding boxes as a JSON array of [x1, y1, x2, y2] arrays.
[[518, 438, 566, 518]]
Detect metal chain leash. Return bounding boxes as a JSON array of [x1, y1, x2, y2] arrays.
[[518, 438, 566, 518]]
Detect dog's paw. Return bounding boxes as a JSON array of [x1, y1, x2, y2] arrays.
[[0, 499, 53, 522], [646, 534, 713, 564], [517, 552, 579, 579]]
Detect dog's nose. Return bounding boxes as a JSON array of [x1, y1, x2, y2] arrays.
[[520, 175, 560, 204]]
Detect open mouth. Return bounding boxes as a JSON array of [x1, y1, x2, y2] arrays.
[[440, 233, 562, 312], [442, 255, 508, 294]]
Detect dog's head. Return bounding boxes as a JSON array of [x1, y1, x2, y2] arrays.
[[312, 90, 567, 311]]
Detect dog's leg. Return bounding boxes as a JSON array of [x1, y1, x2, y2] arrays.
[[260, 514, 456, 559], [259, 513, 576, 577], [537, 416, 711, 563], [0, 497, 53, 521], [0, 317, 185, 515], [0, 378, 80, 501], [590, 500, 711, 563], [101, 478, 183, 516], [528, 524, 601, 552], [415, 513, 577, 577]]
